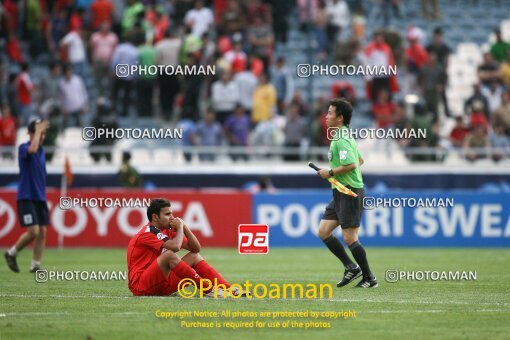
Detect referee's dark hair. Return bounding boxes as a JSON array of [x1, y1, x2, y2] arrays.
[[147, 198, 171, 222], [330, 98, 353, 127]]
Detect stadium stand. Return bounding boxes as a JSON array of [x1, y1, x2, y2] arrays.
[[0, 0, 509, 169]]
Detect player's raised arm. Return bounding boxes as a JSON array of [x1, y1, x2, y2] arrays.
[[181, 222, 201, 253], [162, 218, 185, 252], [28, 120, 48, 154]]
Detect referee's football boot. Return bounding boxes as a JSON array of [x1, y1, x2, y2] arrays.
[[355, 276, 378, 288], [4, 251, 19, 273], [337, 266, 362, 287]]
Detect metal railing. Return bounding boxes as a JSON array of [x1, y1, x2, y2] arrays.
[[0, 145, 509, 166]]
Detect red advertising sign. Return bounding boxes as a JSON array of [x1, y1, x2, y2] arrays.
[[0, 190, 252, 247], [238, 224, 269, 254]]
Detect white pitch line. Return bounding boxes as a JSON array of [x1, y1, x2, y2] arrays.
[[1, 310, 509, 318], [326, 298, 510, 306], [0, 293, 133, 299], [366, 310, 444, 314], [5, 312, 150, 317], [1, 293, 510, 307], [2, 312, 70, 316], [363, 309, 510, 314]]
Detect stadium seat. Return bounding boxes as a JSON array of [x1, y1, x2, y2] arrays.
[[501, 20, 510, 40], [457, 43, 483, 65]]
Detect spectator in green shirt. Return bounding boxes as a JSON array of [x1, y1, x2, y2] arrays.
[[137, 39, 157, 117], [490, 29, 510, 63], [122, 0, 144, 34], [119, 152, 143, 188]]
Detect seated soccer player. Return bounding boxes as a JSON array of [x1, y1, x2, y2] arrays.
[[127, 198, 238, 297]]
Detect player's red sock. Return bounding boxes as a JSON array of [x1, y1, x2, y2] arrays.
[[171, 260, 202, 287], [194, 260, 231, 288]]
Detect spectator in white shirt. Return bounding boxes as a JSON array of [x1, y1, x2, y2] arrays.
[[184, 0, 214, 38], [59, 64, 88, 128], [325, 0, 350, 47], [234, 65, 258, 112], [481, 81, 503, 116], [211, 71, 240, 124], [61, 28, 88, 80]]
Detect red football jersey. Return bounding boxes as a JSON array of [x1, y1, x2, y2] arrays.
[[126, 223, 187, 290]]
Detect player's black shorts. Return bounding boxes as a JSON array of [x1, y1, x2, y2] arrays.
[[322, 187, 365, 228], [17, 200, 49, 227]]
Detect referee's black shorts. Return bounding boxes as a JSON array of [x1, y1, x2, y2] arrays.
[[322, 187, 365, 228], [17, 200, 50, 227]]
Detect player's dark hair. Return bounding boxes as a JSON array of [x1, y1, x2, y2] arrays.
[[329, 98, 353, 127], [147, 198, 171, 222], [27, 118, 43, 133]]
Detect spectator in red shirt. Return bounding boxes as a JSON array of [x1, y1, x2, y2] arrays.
[[151, 10, 170, 44], [69, 8, 85, 31], [0, 106, 17, 160], [469, 101, 489, 130], [224, 41, 247, 73], [6, 33, 24, 63], [16, 63, 35, 126], [90, 0, 114, 30], [371, 89, 396, 129], [3, 0, 18, 34], [331, 81, 356, 107], [449, 116, 470, 148], [406, 27, 429, 74]]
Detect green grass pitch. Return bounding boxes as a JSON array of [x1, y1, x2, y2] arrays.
[[1, 247, 509, 339]]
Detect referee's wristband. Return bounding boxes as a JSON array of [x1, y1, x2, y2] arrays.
[[329, 169, 334, 177]]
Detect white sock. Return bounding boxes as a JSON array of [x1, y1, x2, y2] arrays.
[[31, 260, 41, 268], [7, 246, 17, 256]]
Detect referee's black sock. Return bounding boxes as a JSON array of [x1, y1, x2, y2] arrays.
[[322, 235, 357, 269], [348, 241, 374, 279]]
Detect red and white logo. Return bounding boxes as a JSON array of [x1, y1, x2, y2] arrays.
[[238, 224, 269, 254]]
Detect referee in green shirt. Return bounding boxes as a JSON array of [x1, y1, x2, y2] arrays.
[[316, 98, 377, 288]]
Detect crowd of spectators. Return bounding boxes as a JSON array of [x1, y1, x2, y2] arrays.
[[302, 0, 510, 163], [0, 0, 298, 162], [0, 0, 509, 163], [453, 28, 510, 162]]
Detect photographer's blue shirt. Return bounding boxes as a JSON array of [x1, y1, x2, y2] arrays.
[[17, 142, 46, 201]]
